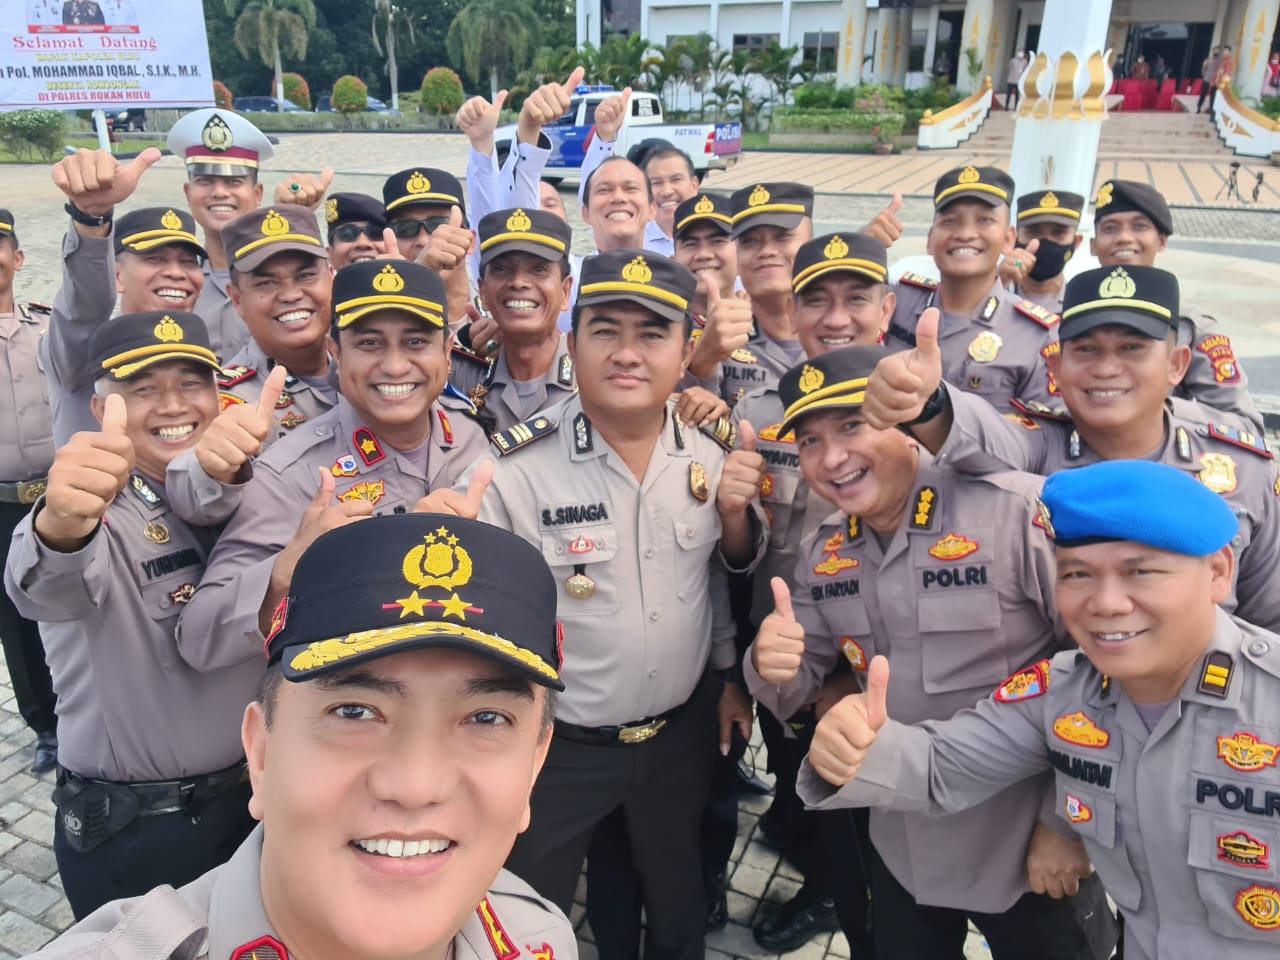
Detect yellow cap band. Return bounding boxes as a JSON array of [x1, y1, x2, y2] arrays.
[[1061, 298, 1172, 321], [792, 258, 887, 292], [233, 233, 323, 260], [936, 181, 1009, 205], [478, 232, 567, 253], [578, 281, 689, 311], [730, 203, 808, 225], [1018, 206, 1081, 221]]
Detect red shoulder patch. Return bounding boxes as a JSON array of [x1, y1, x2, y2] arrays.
[[993, 660, 1050, 703], [438, 409, 454, 445], [453, 343, 493, 366], [1014, 300, 1060, 328], [1196, 334, 1241, 385], [217, 365, 257, 388], [1009, 397, 1071, 422], [476, 896, 520, 960], [898, 271, 938, 290]]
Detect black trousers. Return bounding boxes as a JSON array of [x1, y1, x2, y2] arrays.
[[1005, 83, 1020, 110], [869, 842, 1119, 960], [0, 500, 56, 735], [506, 675, 719, 960], [54, 778, 255, 919]]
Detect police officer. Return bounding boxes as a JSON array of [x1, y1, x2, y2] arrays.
[[801, 459, 1280, 960], [3, 312, 261, 917], [449, 208, 575, 435], [382, 167, 473, 327], [323, 192, 389, 269], [177, 259, 486, 675], [1090, 179, 1262, 431], [862, 264, 1280, 633], [167, 108, 274, 358], [749, 345, 1117, 960], [672, 192, 739, 321], [469, 249, 766, 960], [999, 189, 1085, 312], [22, 515, 577, 960], [887, 165, 1059, 413], [0, 210, 58, 774]]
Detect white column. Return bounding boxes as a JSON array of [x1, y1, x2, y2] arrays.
[[577, 0, 587, 49], [876, 7, 899, 84], [836, 0, 870, 87], [892, 7, 912, 86], [1234, 0, 1280, 98], [781, 0, 794, 46], [957, 0, 996, 93], [1008, 0, 1114, 214]]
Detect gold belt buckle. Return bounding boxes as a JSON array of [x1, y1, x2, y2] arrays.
[[17, 478, 47, 505], [617, 719, 666, 744]]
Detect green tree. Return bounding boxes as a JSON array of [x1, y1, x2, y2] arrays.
[[754, 40, 805, 111], [332, 74, 369, 114], [420, 66, 465, 114], [372, 0, 416, 111], [446, 0, 538, 102], [224, 0, 318, 111]]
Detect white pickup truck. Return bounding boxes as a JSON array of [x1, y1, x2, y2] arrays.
[[495, 85, 743, 182]]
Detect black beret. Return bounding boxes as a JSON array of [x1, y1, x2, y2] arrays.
[[1093, 180, 1174, 236]]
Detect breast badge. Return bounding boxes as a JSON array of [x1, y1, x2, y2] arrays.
[[839, 637, 867, 671], [968, 330, 1002, 363], [1064, 793, 1093, 823], [168, 583, 196, 606], [927, 533, 979, 561], [143, 521, 171, 545], [993, 660, 1049, 703], [1216, 731, 1280, 773], [566, 569, 596, 600], [690, 462, 709, 501], [1053, 712, 1110, 749], [730, 348, 757, 364], [1235, 884, 1280, 931], [1218, 830, 1270, 870], [1198, 452, 1238, 494], [331, 455, 359, 478], [338, 481, 386, 507]]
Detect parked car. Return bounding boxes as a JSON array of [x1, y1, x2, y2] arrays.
[[315, 94, 400, 115], [494, 85, 743, 180], [103, 108, 145, 132], [234, 96, 307, 113]]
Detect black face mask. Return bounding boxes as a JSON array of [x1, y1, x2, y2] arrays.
[[1017, 238, 1075, 282]]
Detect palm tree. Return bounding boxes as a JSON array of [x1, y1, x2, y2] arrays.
[[372, 0, 415, 112], [224, 0, 317, 112], [446, 0, 539, 102]]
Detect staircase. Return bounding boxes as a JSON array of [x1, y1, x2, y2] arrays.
[[960, 108, 1237, 160]]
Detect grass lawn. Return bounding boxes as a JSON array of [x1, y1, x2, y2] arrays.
[[0, 136, 168, 163]]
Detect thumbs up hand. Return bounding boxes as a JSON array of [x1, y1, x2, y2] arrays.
[[418, 204, 472, 274], [809, 655, 891, 786], [863, 307, 943, 429], [52, 147, 161, 220], [519, 67, 586, 144], [862, 192, 905, 248], [752, 576, 807, 685], [716, 420, 765, 517], [697, 275, 754, 364], [412, 458, 495, 518], [195, 365, 288, 484], [37, 392, 136, 550], [998, 237, 1039, 288]]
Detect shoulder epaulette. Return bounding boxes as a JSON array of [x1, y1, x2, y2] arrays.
[[452, 343, 493, 367], [700, 417, 736, 451], [1207, 423, 1274, 459], [1014, 300, 1060, 328], [21, 301, 51, 317], [492, 414, 558, 456], [1009, 397, 1072, 422], [898, 272, 938, 290], [217, 364, 257, 388]]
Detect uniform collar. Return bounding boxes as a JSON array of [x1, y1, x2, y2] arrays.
[[206, 825, 280, 960], [492, 334, 573, 390], [563, 395, 688, 463]]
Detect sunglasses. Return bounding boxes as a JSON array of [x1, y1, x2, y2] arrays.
[[391, 217, 452, 240], [330, 222, 384, 244]]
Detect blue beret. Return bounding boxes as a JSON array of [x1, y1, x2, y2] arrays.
[[1040, 460, 1238, 555]]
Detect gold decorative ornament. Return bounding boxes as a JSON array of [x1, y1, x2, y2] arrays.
[[748, 184, 771, 207], [958, 165, 980, 184], [694, 195, 714, 214], [1098, 267, 1136, 299], [372, 264, 406, 293], [505, 208, 532, 232], [1095, 182, 1114, 208], [160, 209, 183, 231], [823, 235, 849, 260], [261, 210, 289, 236], [1041, 192, 1059, 208], [201, 115, 232, 151], [798, 364, 825, 394], [621, 256, 652, 283], [153, 316, 185, 342], [406, 171, 431, 194], [325, 198, 339, 224]]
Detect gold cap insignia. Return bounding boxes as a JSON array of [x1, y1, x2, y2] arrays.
[[372, 264, 405, 293], [748, 184, 771, 207], [261, 210, 289, 237], [160, 209, 182, 231], [622, 255, 652, 284], [406, 171, 431, 195], [1095, 182, 1114, 208], [958, 165, 981, 184], [798, 363, 824, 394], [1099, 267, 1136, 299], [154, 316, 184, 342], [1041, 191, 1059, 209], [325, 197, 339, 224], [823, 235, 849, 260], [505, 208, 532, 232], [694, 195, 714, 215], [392, 526, 476, 621], [201, 114, 232, 151]]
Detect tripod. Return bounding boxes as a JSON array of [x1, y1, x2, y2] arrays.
[[1216, 162, 1248, 203]]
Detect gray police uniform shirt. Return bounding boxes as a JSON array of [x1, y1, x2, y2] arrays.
[[3, 475, 262, 782], [41, 227, 117, 445], [747, 462, 1069, 913], [177, 397, 487, 672], [449, 335, 576, 436], [1177, 308, 1263, 434], [799, 610, 1280, 959], [0, 304, 55, 484], [887, 275, 1059, 413], [933, 386, 1280, 632], [195, 262, 251, 362], [711, 317, 799, 407], [216, 340, 339, 441], [471, 394, 763, 727], [26, 824, 578, 960]]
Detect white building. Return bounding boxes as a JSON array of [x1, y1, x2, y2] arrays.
[[578, 0, 1280, 101]]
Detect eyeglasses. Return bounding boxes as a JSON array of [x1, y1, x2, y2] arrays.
[[330, 222, 384, 244], [391, 217, 451, 240]]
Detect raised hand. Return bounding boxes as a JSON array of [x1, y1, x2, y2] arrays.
[[518, 66, 586, 144], [412, 458, 495, 519], [696, 277, 753, 364], [274, 168, 335, 211], [862, 192, 904, 248], [808, 655, 890, 786], [863, 307, 942, 429], [998, 237, 1040, 288], [592, 86, 632, 144], [37, 393, 135, 550], [673, 386, 728, 426], [457, 90, 509, 154], [417, 204, 472, 275], [195, 365, 288, 484], [52, 147, 162, 218], [752, 576, 807, 685], [717, 420, 765, 516]]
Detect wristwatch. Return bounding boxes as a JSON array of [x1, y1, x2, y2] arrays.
[[905, 383, 951, 426], [64, 201, 113, 227]]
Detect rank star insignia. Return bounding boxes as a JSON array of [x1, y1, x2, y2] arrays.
[[354, 427, 386, 466], [1235, 884, 1280, 930], [840, 636, 867, 670], [143, 521, 171, 545], [1064, 793, 1093, 823], [382, 526, 484, 622], [994, 660, 1050, 702], [1217, 731, 1280, 773], [1053, 711, 1110, 748], [761, 473, 775, 497]]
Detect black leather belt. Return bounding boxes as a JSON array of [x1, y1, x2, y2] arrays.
[[554, 673, 711, 746], [0, 478, 47, 505], [58, 760, 249, 817]]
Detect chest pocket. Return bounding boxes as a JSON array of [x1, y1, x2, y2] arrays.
[[759, 450, 804, 545], [131, 528, 207, 634], [1051, 780, 1141, 911], [672, 506, 722, 588], [955, 350, 1019, 402], [1187, 810, 1280, 942], [540, 525, 621, 616], [915, 591, 1007, 694]]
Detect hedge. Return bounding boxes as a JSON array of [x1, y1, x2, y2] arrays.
[[332, 75, 368, 114], [0, 110, 67, 161], [420, 67, 465, 115], [213, 80, 233, 110], [282, 72, 311, 111]]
